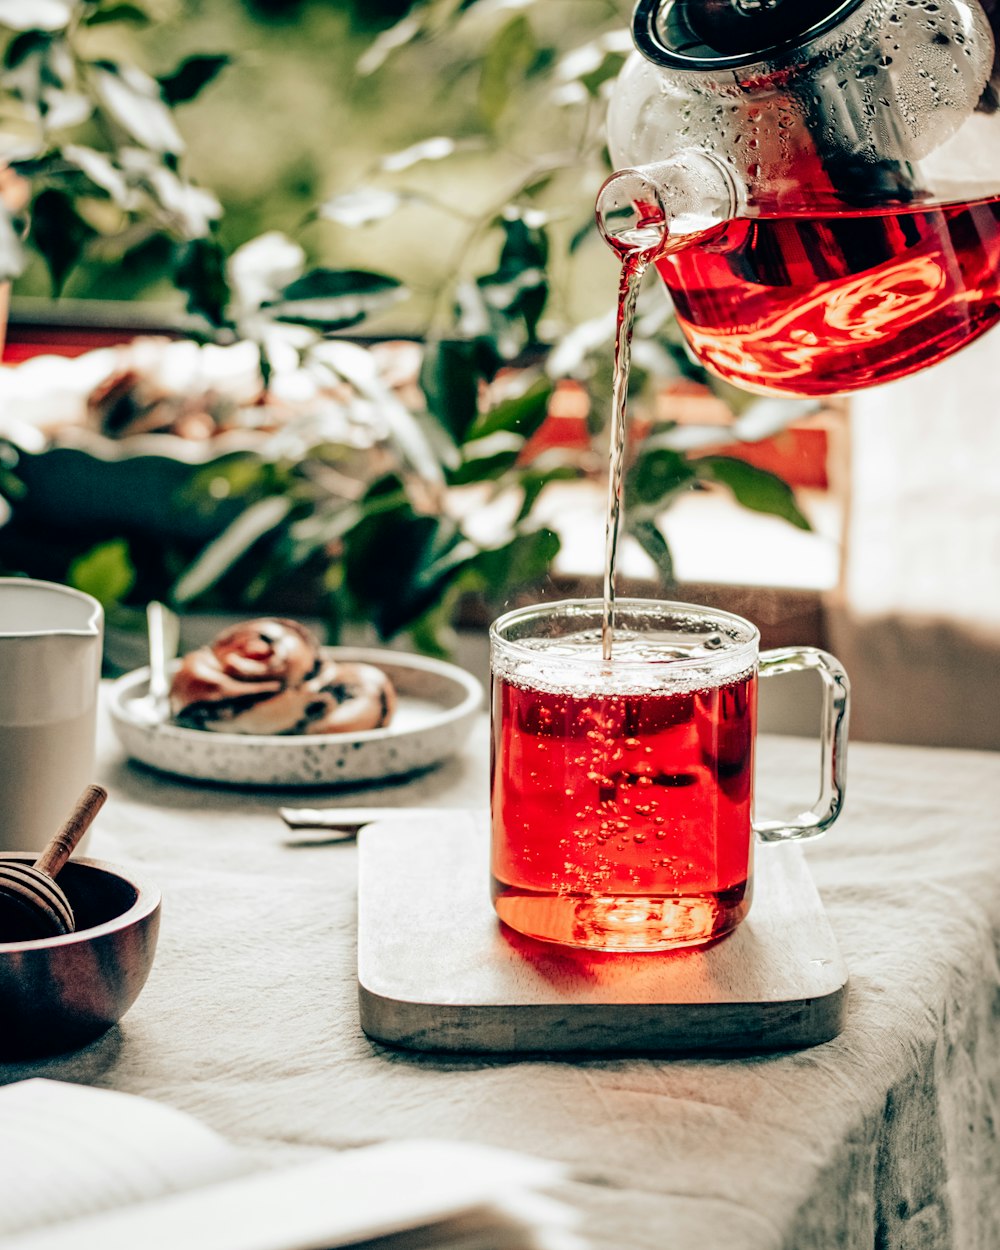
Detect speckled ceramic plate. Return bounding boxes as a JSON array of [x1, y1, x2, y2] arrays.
[[109, 648, 484, 788]]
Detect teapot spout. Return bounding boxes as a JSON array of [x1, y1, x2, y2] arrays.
[[596, 151, 740, 259]]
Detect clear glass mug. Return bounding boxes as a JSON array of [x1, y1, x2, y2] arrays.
[[489, 599, 849, 951]]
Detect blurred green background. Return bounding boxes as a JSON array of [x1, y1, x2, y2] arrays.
[[11, 0, 632, 337], [1, 0, 819, 655]]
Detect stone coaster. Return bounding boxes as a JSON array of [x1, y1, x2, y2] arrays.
[[357, 813, 848, 1054]]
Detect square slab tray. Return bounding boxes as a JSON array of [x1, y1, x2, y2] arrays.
[[357, 814, 848, 1055]]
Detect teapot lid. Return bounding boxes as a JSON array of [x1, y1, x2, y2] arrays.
[[633, 0, 867, 69]]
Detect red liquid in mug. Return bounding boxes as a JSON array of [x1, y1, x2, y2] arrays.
[[657, 193, 1000, 396], [491, 661, 757, 950]]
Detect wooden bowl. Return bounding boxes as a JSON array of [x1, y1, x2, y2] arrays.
[[0, 856, 160, 1059]]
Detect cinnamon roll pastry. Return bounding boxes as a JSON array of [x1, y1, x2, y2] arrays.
[[169, 618, 396, 735]]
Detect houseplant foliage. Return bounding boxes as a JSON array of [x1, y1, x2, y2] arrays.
[[0, 0, 813, 656], [319, 0, 814, 581], [0, 0, 565, 654], [0, 0, 224, 291]]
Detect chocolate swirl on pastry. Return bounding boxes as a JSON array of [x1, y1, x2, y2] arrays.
[[169, 618, 396, 735]]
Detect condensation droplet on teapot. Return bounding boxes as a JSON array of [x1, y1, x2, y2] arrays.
[[607, 0, 997, 214]]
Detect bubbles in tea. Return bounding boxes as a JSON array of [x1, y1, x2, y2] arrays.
[[490, 633, 757, 950]]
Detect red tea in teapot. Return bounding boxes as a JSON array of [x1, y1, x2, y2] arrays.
[[601, 0, 1000, 397], [657, 191, 1000, 396]]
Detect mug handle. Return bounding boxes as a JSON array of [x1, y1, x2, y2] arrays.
[[752, 648, 850, 844]]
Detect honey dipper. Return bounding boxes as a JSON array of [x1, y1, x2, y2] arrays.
[[0, 784, 108, 943]]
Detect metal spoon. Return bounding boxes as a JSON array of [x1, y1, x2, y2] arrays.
[[279, 806, 456, 846], [129, 601, 180, 728]]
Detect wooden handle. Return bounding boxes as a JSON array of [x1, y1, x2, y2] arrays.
[[33, 784, 108, 879]]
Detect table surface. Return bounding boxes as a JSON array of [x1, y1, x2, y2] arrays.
[[3, 694, 1000, 1250]]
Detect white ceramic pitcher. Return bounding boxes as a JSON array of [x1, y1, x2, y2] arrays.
[[0, 579, 104, 853]]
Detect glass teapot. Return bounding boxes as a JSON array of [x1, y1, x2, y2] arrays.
[[597, 0, 1000, 395]]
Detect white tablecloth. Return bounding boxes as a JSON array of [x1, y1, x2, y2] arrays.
[[2, 700, 1000, 1249]]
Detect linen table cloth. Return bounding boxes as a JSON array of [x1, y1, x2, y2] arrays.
[[1, 702, 998, 1250]]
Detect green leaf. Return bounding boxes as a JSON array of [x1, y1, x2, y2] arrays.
[[39, 87, 93, 129], [183, 455, 267, 511], [414, 534, 480, 591], [68, 540, 135, 609], [355, 14, 424, 76], [625, 446, 696, 510], [520, 172, 555, 199], [406, 588, 461, 660], [380, 136, 456, 172], [419, 339, 490, 447], [239, 500, 364, 605], [515, 462, 581, 524], [467, 375, 552, 444], [83, 3, 151, 26], [172, 495, 294, 605], [0, 0, 72, 31], [319, 187, 408, 228], [479, 14, 537, 128], [474, 209, 550, 355], [91, 64, 184, 154], [62, 144, 130, 204], [314, 340, 445, 486], [0, 464, 26, 503], [497, 210, 549, 280], [447, 444, 520, 486], [173, 236, 230, 327], [145, 165, 220, 237], [344, 504, 463, 639], [628, 518, 675, 586], [697, 456, 812, 530], [227, 231, 304, 311], [467, 527, 560, 597], [427, 0, 481, 29], [279, 267, 401, 303], [4, 30, 51, 67], [569, 216, 597, 254], [267, 267, 405, 330], [157, 55, 231, 106], [283, 501, 364, 568], [556, 41, 629, 97], [578, 52, 627, 96], [28, 189, 96, 295]]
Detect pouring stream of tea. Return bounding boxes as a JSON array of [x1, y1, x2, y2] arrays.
[[601, 207, 704, 661], [602, 248, 648, 661], [598, 161, 1000, 660]]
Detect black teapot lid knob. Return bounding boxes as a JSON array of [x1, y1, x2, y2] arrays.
[[633, 0, 867, 69]]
